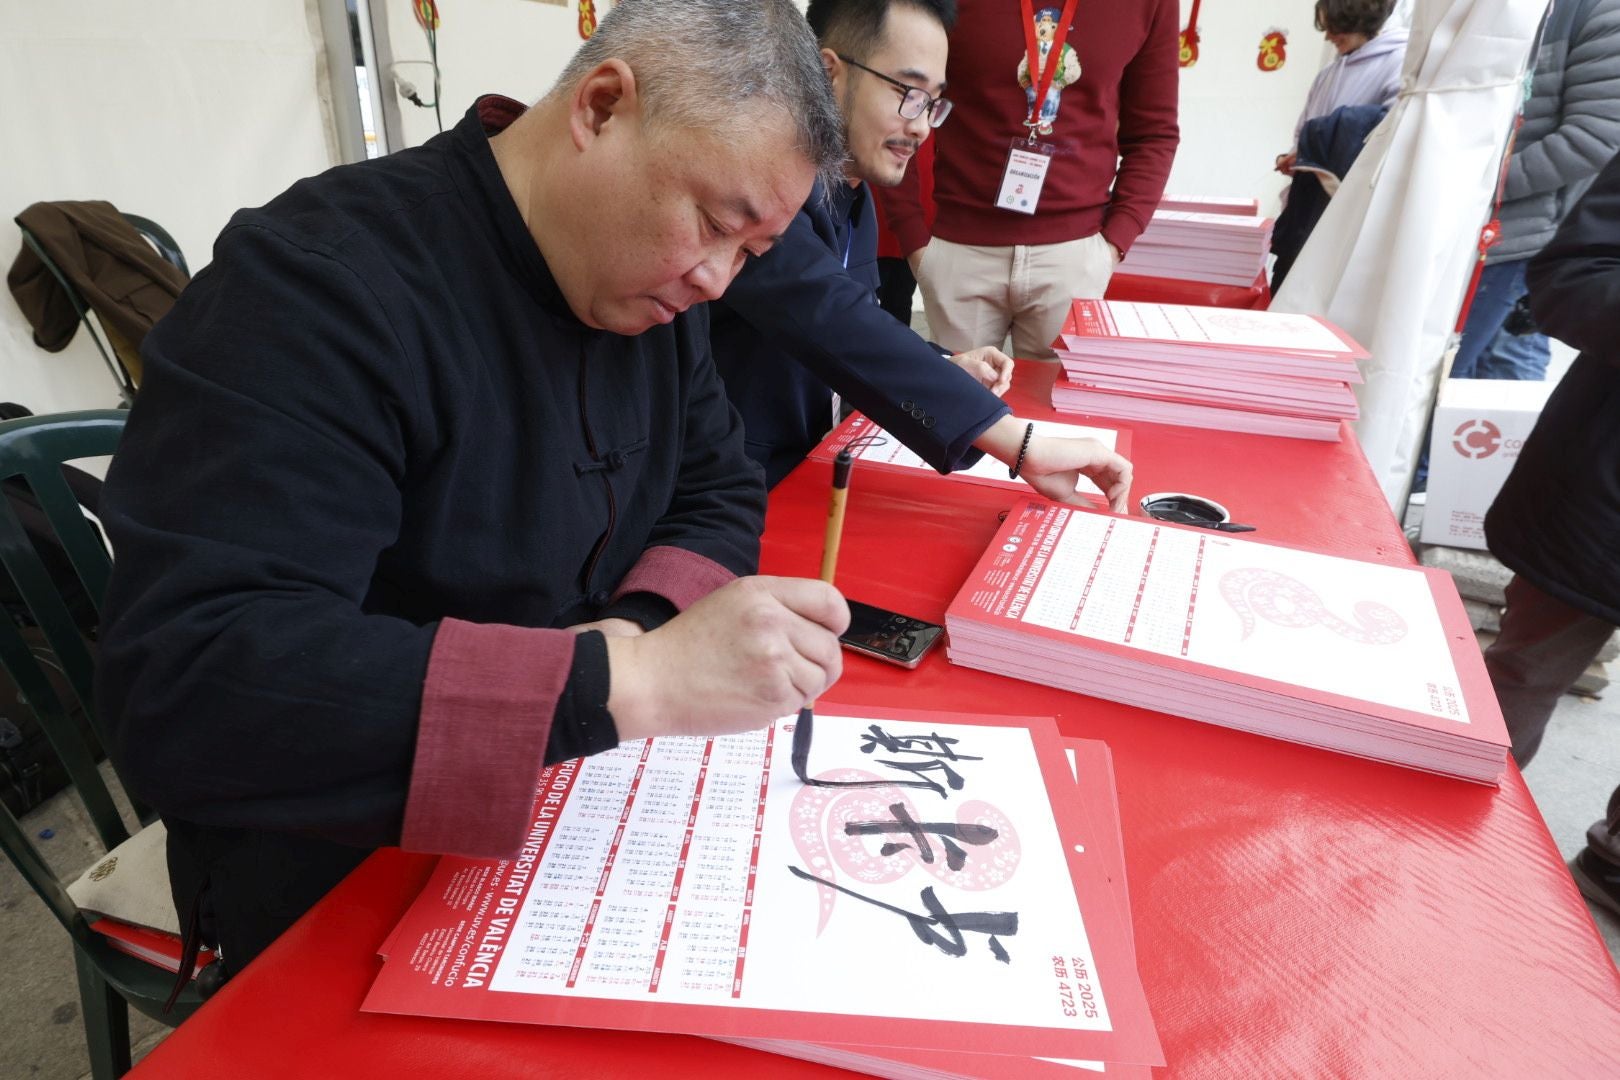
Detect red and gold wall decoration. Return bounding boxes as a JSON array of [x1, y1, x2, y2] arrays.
[[1257, 28, 1288, 72]]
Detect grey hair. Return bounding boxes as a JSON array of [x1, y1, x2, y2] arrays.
[[547, 0, 847, 192]]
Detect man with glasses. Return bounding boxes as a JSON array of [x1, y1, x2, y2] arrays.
[[710, 0, 1132, 507]]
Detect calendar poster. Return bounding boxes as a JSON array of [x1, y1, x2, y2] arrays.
[[362, 711, 1162, 1065], [952, 500, 1472, 726], [719, 737, 1156, 1079]]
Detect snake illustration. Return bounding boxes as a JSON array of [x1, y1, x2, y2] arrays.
[[788, 771, 1021, 935], [1219, 567, 1407, 645]]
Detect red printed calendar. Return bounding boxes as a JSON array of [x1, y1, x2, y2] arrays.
[[1115, 210, 1275, 287], [362, 710, 1163, 1067], [1051, 301, 1365, 440], [722, 737, 1153, 1078], [946, 501, 1510, 783], [1155, 194, 1260, 216]]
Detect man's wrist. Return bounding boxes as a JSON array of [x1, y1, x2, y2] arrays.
[[972, 413, 1030, 464], [603, 635, 656, 741]]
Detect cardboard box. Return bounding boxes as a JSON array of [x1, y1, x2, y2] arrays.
[[1422, 378, 1555, 550]]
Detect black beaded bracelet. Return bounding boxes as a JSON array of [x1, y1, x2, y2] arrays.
[[1009, 421, 1035, 478]]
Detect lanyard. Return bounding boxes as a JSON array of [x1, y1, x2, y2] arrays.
[[1020, 0, 1081, 137]]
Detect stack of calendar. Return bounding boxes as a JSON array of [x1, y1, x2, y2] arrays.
[[945, 500, 1511, 784], [1156, 194, 1260, 216], [363, 709, 1165, 1073], [1115, 201, 1273, 286], [1050, 300, 1366, 441]]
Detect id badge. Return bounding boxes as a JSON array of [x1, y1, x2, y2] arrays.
[[997, 138, 1055, 215]]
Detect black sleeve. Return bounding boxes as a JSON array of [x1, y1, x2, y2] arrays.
[[720, 211, 1008, 474], [545, 631, 619, 763], [595, 591, 679, 631], [638, 301, 768, 573], [1526, 149, 1620, 360], [96, 224, 549, 848]]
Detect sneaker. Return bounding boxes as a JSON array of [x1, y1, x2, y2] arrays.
[[1570, 848, 1620, 919]]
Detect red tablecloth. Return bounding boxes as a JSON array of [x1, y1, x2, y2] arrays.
[[131, 364, 1620, 1079], [1105, 270, 1271, 310]]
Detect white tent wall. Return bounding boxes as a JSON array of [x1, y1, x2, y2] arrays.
[[1166, 0, 1333, 217], [383, 0, 607, 150], [1, 1, 340, 416], [1, 1, 1400, 413], [1271, 0, 1549, 509], [379, 0, 1335, 222]]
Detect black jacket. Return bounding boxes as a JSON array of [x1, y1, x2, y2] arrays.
[[710, 180, 1008, 486], [96, 100, 765, 967], [1485, 149, 1620, 624], [1270, 104, 1389, 292]]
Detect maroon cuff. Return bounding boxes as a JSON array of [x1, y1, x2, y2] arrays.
[[1101, 212, 1148, 258], [401, 618, 575, 858], [610, 546, 736, 612]]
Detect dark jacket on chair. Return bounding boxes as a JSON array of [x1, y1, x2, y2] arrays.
[[7, 201, 190, 385]]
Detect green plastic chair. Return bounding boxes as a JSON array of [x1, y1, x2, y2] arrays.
[[14, 212, 189, 408], [0, 411, 201, 1078]]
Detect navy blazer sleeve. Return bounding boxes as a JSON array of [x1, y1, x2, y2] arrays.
[[721, 207, 1009, 474]]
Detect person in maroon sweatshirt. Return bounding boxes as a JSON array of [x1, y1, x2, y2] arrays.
[[884, 0, 1180, 359]]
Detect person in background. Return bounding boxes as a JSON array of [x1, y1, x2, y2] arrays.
[[872, 136, 933, 326], [95, 0, 849, 977], [1452, 0, 1620, 382], [1274, 0, 1407, 178], [1269, 102, 1391, 290], [883, 0, 1179, 361], [711, 0, 1133, 506], [1482, 149, 1620, 922]]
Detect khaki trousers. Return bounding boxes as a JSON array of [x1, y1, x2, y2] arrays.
[[914, 233, 1116, 360]]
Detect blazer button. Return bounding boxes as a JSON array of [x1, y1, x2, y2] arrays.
[[921, 416, 936, 429], [901, 400, 915, 411], [910, 407, 926, 420]]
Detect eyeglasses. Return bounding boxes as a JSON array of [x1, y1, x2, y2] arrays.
[[835, 54, 952, 128]]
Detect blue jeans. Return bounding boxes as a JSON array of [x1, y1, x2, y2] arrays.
[[1453, 259, 1551, 381]]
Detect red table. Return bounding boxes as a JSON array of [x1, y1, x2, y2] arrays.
[[1105, 270, 1271, 311], [131, 365, 1620, 1078]]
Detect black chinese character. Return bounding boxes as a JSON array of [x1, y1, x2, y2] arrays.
[[792, 717, 981, 799], [789, 865, 1016, 963], [845, 803, 999, 871]]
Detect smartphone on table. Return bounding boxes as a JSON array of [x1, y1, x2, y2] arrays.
[[838, 599, 945, 669]]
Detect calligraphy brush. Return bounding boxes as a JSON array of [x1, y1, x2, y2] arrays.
[[791, 445, 855, 785]]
